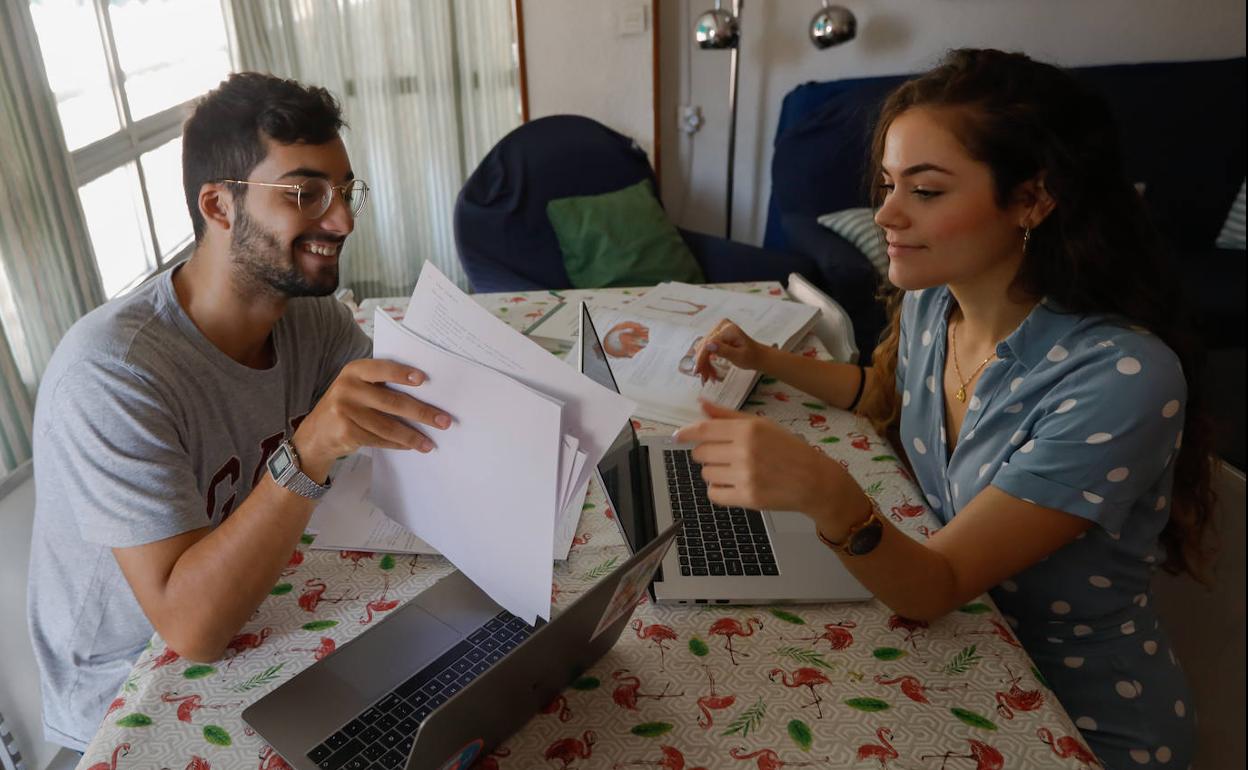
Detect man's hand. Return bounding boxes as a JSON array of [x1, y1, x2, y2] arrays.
[[292, 358, 452, 481], [675, 400, 850, 519], [692, 319, 768, 383]]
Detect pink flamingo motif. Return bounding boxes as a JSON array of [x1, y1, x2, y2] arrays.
[[994, 666, 1045, 719], [889, 498, 926, 523], [359, 577, 400, 624], [708, 616, 763, 665], [338, 550, 375, 571], [544, 730, 596, 768], [632, 618, 679, 668], [224, 628, 272, 667], [298, 579, 327, 612], [792, 620, 856, 651], [279, 547, 304, 577], [540, 693, 573, 722], [728, 746, 829, 770], [1036, 728, 1101, 768], [551, 581, 582, 605], [160, 692, 243, 723], [807, 413, 829, 431], [611, 669, 684, 710], [614, 745, 708, 770], [887, 614, 928, 649], [917, 525, 936, 539], [570, 532, 592, 550], [957, 618, 1023, 649], [848, 431, 882, 451], [478, 747, 510, 770], [873, 674, 967, 704], [145, 646, 180, 669], [856, 728, 899, 767], [695, 668, 736, 729], [87, 743, 130, 770], [920, 740, 1005, 770], [769, 667, 833, 718], [105, 697, 126, 717], [183, 757, 211, 770], [289, 637, 336, 661], [258, 745, 294, 770]]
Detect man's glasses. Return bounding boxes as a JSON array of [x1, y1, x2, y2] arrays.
[[219, 177, 369, 219]]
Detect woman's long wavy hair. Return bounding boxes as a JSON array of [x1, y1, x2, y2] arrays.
[[855, 49, 1217, 581]]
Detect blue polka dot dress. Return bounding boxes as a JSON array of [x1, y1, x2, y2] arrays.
[[896, 287, 1195, 769]]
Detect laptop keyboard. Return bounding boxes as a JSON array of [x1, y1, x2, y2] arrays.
[[305, 610, 533, 770], [665, 449, 779, 577]]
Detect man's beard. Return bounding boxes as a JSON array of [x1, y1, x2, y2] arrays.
[[230, 206, 340, 299]]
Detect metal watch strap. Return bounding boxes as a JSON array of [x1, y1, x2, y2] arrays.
[[273, 440, 330, 499]]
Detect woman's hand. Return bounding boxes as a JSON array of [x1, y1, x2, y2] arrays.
[[675, 401, 853, 522], [692, 319, 768, 383]]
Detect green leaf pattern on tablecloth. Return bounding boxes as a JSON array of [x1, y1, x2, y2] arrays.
[[722, 697, 767, 737], [943, 645, 984, 675], [73, 284, 1088, 769], [787, 719, 813, 750]]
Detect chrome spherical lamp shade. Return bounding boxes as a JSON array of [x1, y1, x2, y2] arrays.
[[810, 2, 857, 49], [694, 4, 739, 49]]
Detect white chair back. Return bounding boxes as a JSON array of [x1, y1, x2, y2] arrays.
[[785, 272, 858, 363]]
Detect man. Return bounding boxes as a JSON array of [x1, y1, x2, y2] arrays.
[[27, 72, 448, 750]]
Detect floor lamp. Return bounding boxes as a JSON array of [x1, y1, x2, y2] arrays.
[[694, 1, 857, 240]]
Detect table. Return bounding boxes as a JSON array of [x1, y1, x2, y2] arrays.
[[77, 283, 1091, 770]]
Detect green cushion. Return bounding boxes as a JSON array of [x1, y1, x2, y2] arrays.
[[546, 179, 705, 288]]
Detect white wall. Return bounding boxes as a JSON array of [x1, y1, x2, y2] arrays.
[[659, 0, 1248, 244], [522, 0, 656, 161]]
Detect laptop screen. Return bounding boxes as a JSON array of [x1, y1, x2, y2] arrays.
[[579, 304, 650, 555]]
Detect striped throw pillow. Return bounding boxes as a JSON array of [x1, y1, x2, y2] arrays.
[[1215, 179, 1245, 249], [816, 207, 888, 278]]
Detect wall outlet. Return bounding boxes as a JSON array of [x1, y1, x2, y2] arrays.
[[617, 4, 647, 36], [680, 105, 703, 135]]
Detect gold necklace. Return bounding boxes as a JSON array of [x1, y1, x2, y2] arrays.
[[949, 317, 996, 403]]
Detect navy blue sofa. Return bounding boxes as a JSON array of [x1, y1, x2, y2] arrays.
[[455, 115, 827, 295], [764, 57, 1246, 465]]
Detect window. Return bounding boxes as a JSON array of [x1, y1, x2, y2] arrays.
[[29, 0, 233, 297]]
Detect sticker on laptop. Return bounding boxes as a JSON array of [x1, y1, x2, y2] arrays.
[[437, 738, 483, 770], [589, 543, 668, 642]]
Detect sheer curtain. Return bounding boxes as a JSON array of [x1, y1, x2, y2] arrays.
[[0, 0, 106, 479], [229, 0, 523, 297]]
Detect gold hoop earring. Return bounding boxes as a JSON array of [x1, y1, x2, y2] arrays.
[[1022, 226, 1032, 256]]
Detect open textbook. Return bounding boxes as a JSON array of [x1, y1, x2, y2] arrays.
[[587, 282, 819, 425]]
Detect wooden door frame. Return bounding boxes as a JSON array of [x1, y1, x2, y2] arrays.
[[511, 0, 662, 184]]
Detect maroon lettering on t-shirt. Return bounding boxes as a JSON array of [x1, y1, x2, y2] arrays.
[[251, 430, 286, 489], [206, 456, 240, 521]]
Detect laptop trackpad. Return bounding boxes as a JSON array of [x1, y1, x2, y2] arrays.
[[768, 510, 815, 534], [321, 603, 463, 700]]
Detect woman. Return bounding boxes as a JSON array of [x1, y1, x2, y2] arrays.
[[677, 49, 1214, 768]]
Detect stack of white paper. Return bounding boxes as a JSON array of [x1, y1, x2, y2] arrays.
[[369, 264, 635, 624]]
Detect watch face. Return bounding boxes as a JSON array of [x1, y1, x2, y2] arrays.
[[848, 519, 884, 556], [268, 446, 293, 476]]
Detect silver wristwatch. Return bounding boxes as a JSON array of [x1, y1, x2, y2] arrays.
[[266, 439, 330, 499]]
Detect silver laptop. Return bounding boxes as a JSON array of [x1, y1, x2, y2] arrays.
[[579, 302, 871, 605], [244, 522, 679, 770]]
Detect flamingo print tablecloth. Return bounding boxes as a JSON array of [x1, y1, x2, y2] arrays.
[[76, 284, 1094, 770]]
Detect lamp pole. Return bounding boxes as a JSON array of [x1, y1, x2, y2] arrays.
[[724, 0, 742, 240]]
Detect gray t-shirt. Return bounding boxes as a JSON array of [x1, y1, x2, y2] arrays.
[[27, 267, 371, 749]]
